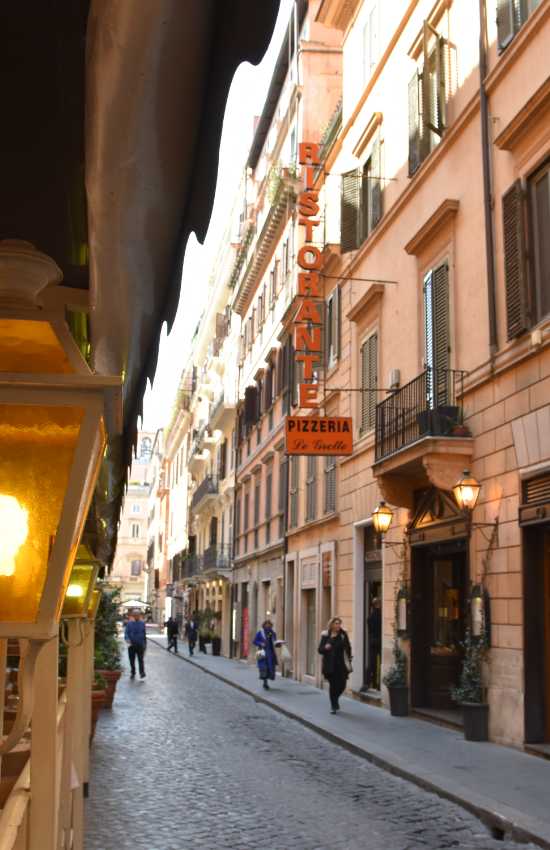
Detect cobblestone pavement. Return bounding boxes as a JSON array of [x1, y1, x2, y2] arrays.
[[85, 643, 537, 850]]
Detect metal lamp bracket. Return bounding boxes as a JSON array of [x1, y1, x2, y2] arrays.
[[0, 638, 49, 755], [60, 619, 85, 648]]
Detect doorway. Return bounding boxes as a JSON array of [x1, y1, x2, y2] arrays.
[[363, 526, 382, 691], [523, 525, 550, 743], [304, 589, 317, 678], [411, 539, 467, 713]]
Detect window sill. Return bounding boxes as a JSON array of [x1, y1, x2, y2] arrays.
[[286, 511, 339, 538]]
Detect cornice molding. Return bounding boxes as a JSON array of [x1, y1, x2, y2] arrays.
[[404, 199, 459, 256], [494, 75, 550, 151]]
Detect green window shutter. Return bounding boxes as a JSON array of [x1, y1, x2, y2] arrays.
[[324, 455, 336, 514], [341, 169, 361, 252], [432, 263, 450, 405], [370, 131, 383, 229], [360, 332, 378, 432], [502, 180, 529, 339], [408, 71, 422, 175], [497, 0, 527, 51]]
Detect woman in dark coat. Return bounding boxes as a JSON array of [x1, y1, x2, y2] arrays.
[[318, 617, 352, 714], [253, 619, 277, 690]]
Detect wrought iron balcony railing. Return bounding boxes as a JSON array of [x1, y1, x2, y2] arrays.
[[191, 475, 219, 510], [182, 554, 200, 579], [202, 544, 232, 573], [375, 368, 467, 463]]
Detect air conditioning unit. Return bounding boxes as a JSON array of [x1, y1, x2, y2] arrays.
[[388, 368, 400, 389]]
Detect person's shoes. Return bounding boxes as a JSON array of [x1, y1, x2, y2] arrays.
[[263, 681, 269, 690], [130, 673, 135, 680], [330, 708, 337, 714], [140, 673, 146, 679]]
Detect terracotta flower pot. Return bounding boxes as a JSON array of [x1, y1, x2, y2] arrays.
[[96, 669, 122, 709], [90, 689, 106, 744]]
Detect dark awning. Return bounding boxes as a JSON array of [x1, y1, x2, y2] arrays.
[[0, 0, 279, 567]]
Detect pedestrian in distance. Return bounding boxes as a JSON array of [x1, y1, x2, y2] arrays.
[[124, 611, 147, 680], [318, 616, 352, 714], [165, 616, 179, 653], [253, 619, 277, 691], [185, 616, 199, 656]]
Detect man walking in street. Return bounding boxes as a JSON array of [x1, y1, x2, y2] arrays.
[[185, 614, 198, 656], [165, 616, 179, 653], [124, 611, 147, 679]]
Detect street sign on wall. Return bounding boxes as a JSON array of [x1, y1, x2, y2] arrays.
[[285, 416, 353, 456]]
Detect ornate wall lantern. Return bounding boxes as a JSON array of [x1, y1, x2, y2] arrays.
[[87, 588, 102, 621], [61, 545, 100, 620], [0, 240, 120, 753], [452, 470, 481, 512], [371, 500, 394, 536]]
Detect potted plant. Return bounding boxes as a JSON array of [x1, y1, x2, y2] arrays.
[[383, 639, 409, 716], [94, 586, 123, 708], [452, 627, 489, 741]]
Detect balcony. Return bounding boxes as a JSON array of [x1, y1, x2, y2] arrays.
[[182, 554, 200, 579], [209, 390, 237, 430], [201, 544, 232, 575], [188, 423, 210, 471], [373, 369, 473, 508], [191, 475, 219, 510]]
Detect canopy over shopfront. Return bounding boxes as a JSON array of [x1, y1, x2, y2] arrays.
[[0, 0, 279, 567]]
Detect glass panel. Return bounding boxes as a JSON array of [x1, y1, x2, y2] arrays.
[[432, 559, 461, 652], [0, 403, 83, 622], [0, 319, 74, 373], [62, 560, 95, 618]]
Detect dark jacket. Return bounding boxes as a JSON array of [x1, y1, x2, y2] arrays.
[[185, 621, 198, 642], [165, 618, 178, 638], [318, 629, 352, 680], [124, 619, 146, 647]]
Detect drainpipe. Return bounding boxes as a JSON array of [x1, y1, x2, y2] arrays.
[[479, 0, 498, 357]]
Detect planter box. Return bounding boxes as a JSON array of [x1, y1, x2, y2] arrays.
[[388, 686, 409, 717], [462, 702, 489, 741], [96, 669, 122, 709]]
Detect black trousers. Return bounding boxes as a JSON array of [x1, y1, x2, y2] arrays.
[[327, 674, 347, 709], [167, 635, 178, 652], [128, 644, 145, 677]]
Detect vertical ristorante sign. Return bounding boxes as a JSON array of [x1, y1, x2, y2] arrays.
[[285, 142, 353, 457]]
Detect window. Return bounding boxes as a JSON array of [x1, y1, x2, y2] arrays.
[[235, 495, 241, 556], [131, 522, 140, 539], [360, 332, 378, 433], [282, 238, 290, 279], [244, 492, 250, 532], [140, 437, 152, 460], [341, 130, 382, 253], [278, 454, 288, 539], [324, 455, 336, 514], [131, 559, 142, 577], [266, 467, 273, 544], [131, 504, 140, 514], [326, 287, 341, 366], [363, 2, 380, 83], [254, 477, 261, 549], [529, 164, 550, 326], [305, 456, 317, 522], [497, 0, 540, 52], [423, 263, 450, 407], [289, 456, 299, 528]]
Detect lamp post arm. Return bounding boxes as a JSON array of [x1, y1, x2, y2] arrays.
[[0, 639, 47, 755]]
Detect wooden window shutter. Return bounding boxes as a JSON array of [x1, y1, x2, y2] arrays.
[[324, 455, 336, 513], [244, 386, 258, 425], [360, 333, 378, 432], [432, 263, 450, 405], [408, 70, 422, 175], [503, 180, 529, 340], [370, 131, 383, 230], [341, 169, 361, 252], [496, 0, 525, 51]]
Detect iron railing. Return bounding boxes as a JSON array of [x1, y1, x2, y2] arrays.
[[182, 554, 200, 579], [375, 368, 466, 462], [202, 543, 232, 573], [191, 475, 218, 510]]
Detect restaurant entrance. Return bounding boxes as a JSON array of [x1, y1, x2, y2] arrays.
[[411, 538, 467, 715]]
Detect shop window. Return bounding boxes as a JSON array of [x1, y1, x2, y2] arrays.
[[360, 332, 378, 434]]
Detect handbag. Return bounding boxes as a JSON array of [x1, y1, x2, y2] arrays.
[[256, 648, 266, 660], [280, 643, 292, 663]]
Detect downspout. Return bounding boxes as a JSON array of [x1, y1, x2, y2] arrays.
[[479, 0, 498, 357]]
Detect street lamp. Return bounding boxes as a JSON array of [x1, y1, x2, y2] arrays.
[[87, 588, 102, 621], [61, 546, 100, 620], [452, 470, 481, 512], [0, 240, 120, 753], [371, 500, 394, 536]]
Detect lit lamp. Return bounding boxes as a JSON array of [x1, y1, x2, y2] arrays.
[[371, 500, 393, 536], [0, 240, 120, 753], [452, 470, 481, 512], [61, 545, 100, 620], [87, 588, 102, 621]]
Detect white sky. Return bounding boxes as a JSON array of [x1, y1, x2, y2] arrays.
[[142, 0, 294, 431]]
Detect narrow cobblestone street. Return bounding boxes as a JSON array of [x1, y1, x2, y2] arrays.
[[85, 643, 536, 850]]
